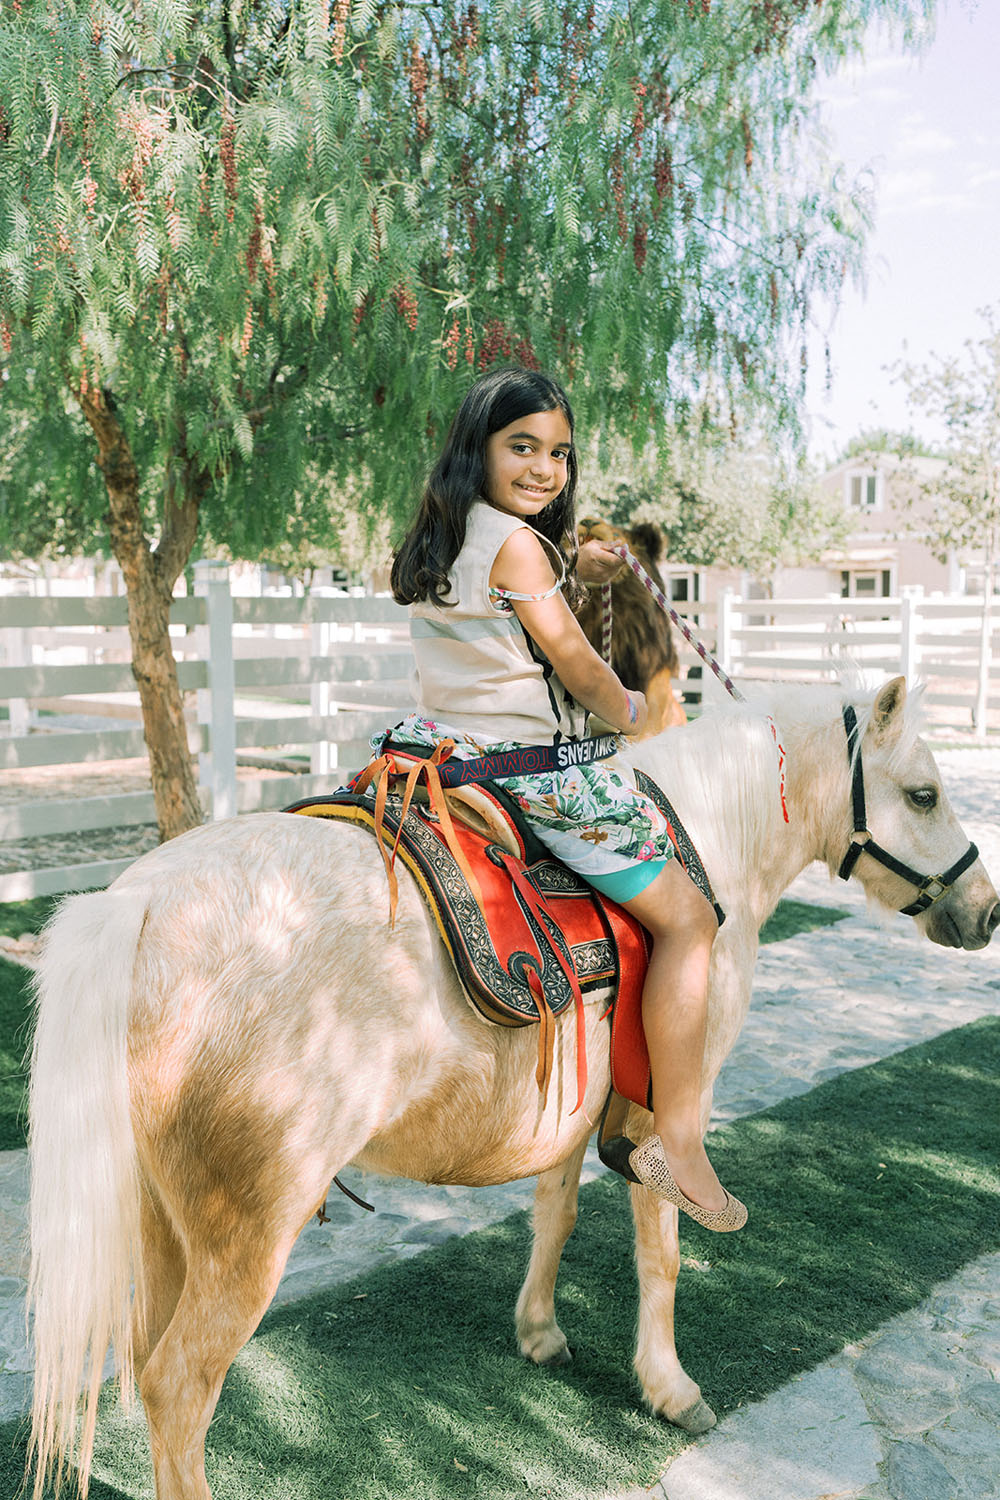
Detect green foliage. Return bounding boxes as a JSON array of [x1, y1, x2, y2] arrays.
[[581, 431, 848, 574], [0, 0, 938, 562], [837, 426, 941, 461], [893, 305, 1000, 569]]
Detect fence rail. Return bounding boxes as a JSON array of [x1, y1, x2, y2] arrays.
[[1, 571, 998, 899]]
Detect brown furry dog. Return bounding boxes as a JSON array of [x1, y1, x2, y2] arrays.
[[576, 518, 687, 732]]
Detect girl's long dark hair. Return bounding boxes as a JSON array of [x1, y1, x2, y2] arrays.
[[391, 367, 580, 606]]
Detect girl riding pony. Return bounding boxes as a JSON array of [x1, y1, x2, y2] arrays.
[[386, 367, 746, 1232]]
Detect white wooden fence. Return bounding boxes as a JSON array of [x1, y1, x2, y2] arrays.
[[712, 588, 1000, 732], [1, 570, 998, 900], [0, 561, 414, 900]]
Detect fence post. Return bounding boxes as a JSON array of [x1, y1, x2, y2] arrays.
[[309, 588, 337, 775], [5, 625, 31, 737], [194, 559, 238, 820], [900, 585, 922, 685], [696, 588, 735, 706]]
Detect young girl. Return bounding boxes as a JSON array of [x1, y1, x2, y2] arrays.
[[388, 367, 746, 1232]]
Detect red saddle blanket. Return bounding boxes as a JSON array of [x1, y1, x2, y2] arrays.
[[285, 786, 654, 1114]]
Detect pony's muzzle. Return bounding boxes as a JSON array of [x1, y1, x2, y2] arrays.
[[921, 862, 1000, 950]]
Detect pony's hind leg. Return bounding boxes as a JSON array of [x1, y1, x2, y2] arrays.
[[138, 1220, 299, 1500], [133, 1181, 186, 1380], [515, 1136, 588, 1366]]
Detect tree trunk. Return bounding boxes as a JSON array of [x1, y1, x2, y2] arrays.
[[77, 389, 204, 842]]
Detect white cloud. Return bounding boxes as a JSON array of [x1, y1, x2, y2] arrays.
[[968, 166, 1000, 190], [894, 122, 957, 156]]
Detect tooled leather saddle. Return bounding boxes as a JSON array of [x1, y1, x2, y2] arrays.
[[285, 746, 723, 1120]]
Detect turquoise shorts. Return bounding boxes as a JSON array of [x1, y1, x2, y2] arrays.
[[583, 859, 669, 902]]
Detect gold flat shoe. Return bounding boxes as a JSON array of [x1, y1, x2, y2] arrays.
[[627, 1135, 748, 1232]]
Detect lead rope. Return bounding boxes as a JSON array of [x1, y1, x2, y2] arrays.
[[599, 582, 614, 663], [607, 543, 789, 823]]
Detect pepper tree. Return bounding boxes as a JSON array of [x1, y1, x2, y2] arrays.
[[0, 0, 934, 838]]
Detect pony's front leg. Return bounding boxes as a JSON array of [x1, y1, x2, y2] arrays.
[[631, 1183, 717, 1433], [515, 1135, 589, 1366]]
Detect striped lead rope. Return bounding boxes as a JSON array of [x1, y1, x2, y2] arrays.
[[609, 543, 789, 823], [610, 543, 744, 703]]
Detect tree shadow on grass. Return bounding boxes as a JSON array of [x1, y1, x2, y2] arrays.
[[4, 1018, 998, 1500]]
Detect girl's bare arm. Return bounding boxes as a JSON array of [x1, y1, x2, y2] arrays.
[[490, 528, 647, 735]]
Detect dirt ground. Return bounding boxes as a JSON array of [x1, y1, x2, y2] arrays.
[[0, 758, 287, 874]]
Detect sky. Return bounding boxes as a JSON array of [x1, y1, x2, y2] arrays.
[[805, 0, 1000, 463]]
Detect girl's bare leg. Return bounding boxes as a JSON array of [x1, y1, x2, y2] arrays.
[[619, 860, 726, 1212]]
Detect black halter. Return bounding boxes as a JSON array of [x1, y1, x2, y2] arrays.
[[838, 705, 979, 916]]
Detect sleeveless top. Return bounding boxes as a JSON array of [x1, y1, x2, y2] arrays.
[[409, 501, 585, 746]]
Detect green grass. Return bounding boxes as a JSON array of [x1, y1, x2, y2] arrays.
[[0, 899, 59, 1151], [0, 895, 59, 941], [4, 1015, 998, 1500], [0, 958, 32, 1150], [759, 897, 849, 943]]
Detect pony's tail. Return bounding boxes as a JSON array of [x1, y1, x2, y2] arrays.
[[27, 886, 149, 1500]]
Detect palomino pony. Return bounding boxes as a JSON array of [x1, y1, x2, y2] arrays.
[[27, 678, 998, 1500]]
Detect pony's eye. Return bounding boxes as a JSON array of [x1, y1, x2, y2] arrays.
[[907, 786, 938, 811]]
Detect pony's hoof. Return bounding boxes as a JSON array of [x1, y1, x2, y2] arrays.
[[519, 1328, 572, 1366], [670, 1397, 716, 1434]]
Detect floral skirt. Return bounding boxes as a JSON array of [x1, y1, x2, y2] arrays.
[[373, 714, 674, 885]]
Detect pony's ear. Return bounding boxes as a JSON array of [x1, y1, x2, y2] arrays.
[[871, 676, 907, 744]]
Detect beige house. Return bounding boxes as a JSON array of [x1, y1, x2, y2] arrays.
[[660, 451, 976, 608]]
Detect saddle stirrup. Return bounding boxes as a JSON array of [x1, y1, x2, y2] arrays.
[[597, 1089, 642, 1184]]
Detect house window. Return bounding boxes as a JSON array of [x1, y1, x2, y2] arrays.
[[841, 570, 892, 598], [846, 471, 882, 511], [667, 572, 699, 604]]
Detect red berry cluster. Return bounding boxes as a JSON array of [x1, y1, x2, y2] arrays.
[[332, 0, 351, 65], [115, 105, 159, 246], [392, 283, 419, 331], [514, 336, 540, 371], [220, 110, 238, 221], [610, 150, 628, 243], [476, 321, 539, 372], [239, 301, 254, 359], [443, 316, 461, 370], [246, 203, 262, 283], [478, 318, 514, 369], [1, 318, 12, 356], [409, 37, 430, 141], [653, 148, 674, 206], [450, 5, 481, 76], [631, 79, 647, 159], [750, 0, 813, 55], [633, 218, 647, 272]]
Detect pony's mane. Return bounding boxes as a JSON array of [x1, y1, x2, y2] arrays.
[[638, 676, 925, 888]]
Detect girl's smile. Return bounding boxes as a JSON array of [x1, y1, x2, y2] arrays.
[[484, 409, 573, 519]]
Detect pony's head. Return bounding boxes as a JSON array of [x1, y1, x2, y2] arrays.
[[834, 677, 998, 949]]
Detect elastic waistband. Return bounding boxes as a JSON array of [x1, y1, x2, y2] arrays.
[[384, 733, 623, 787]]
